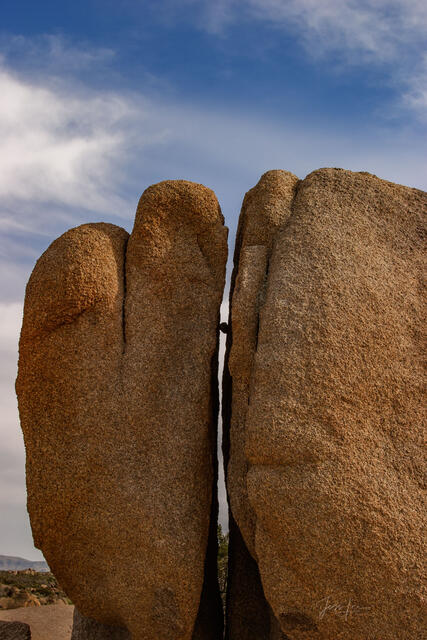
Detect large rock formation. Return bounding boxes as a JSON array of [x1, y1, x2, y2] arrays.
[[224, 169, 426, 639], [16, 181, 228, 639]]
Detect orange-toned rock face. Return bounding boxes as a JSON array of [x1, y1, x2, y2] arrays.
[[16, 181, 228, 639], [225, 169, 426, 639]]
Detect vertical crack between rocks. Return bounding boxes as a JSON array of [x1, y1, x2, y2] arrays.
[[121, 236, 129, 353]]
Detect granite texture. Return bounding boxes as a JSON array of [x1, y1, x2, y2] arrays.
[[71, 608, 130, 639], [0, 621, 31, 640], [17, 180, 228, 639], [224, 168, 426, 639]]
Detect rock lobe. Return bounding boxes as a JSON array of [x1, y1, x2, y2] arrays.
[[17, 180, 228, 640], [224, 168, 427, 640]]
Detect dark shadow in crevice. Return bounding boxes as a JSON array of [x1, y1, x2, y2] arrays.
[[221, 287, 277, 640], [192, 327, 224, 640]]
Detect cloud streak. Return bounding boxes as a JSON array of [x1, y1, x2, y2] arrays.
[[245, 0, 427, 60], [164, 0, 427, 119], [0, 63, 139, 217], [184, 0, 427, 58], [402, 53, 427, 119]]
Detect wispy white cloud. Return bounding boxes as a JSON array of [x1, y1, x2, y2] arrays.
[[0, 33, 116, 74], [164, 0, 427, 119], [245, 0, 427, 113], [402, 53, 427, 120], [245, 0, 427, 61], [0, 62, 140, 217], [184, 0, 427, 59]]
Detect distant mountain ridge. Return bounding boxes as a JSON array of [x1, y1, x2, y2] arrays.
[[0, 555, 49, 572]]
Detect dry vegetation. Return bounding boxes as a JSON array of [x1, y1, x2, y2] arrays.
[[0, 570, 70, 609]]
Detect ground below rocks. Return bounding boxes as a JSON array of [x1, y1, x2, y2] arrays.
[[0, 603, 74, 639]]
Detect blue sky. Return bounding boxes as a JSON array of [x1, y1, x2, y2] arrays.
[[1, 0, 426, 560]]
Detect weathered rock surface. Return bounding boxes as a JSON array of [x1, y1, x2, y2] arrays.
[[0, 620, 31, 640], [71, 608, 130, 639], [224, 169, 426, 639], [17, 181, 227, 639]]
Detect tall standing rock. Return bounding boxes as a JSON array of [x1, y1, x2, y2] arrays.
[[224, 168, 426, 639], [16, 181, 228, 639], [223, 170, 299, 640]]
